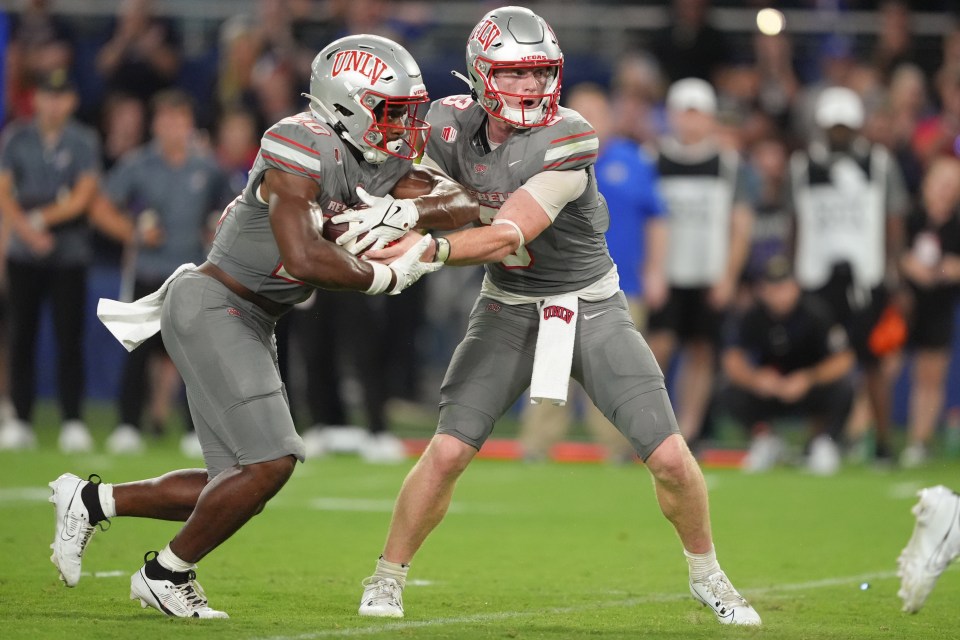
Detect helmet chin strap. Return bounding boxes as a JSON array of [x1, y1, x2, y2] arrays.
[[301, 92, 389, 165]]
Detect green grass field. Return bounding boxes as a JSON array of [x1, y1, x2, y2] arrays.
[[2, 405, 959, 639]]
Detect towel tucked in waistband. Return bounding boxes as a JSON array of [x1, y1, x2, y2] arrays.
[[97, 263, 196, 352], [529, 293, 579, 406]]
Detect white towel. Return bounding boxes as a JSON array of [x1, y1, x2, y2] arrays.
[[97, 263, 196, 352], [529, 294, 579, 406]]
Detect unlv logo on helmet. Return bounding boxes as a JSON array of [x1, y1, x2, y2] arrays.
[[331, 50, 391, 85], [471, 19, 501, 52]]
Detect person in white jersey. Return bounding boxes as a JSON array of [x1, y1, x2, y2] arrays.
[[46, 35, 478, 619], [788, 86, 910, 468], [352, 6, 760, 627]]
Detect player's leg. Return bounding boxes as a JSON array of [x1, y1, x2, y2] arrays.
[[576, 294, 760, 626], [128, 272, 304, 618], [360, 297, 536, 617]]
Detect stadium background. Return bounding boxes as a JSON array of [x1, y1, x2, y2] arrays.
[[5, 0, 960, 428]]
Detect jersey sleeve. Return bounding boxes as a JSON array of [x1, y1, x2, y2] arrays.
[[540, 109, 599, 172], [0, 125, 23, 173], [258, 116, 331, 181]]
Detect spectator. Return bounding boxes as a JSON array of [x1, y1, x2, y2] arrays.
[[90, 89, 232, 455], [95, 0, 180, 103], [741, 136, 792, 295], [100, 92, 147, 172], [866, 63, 929, 198], [214, 107, 259, 196], [722, 255, 855, 474], [5, 0, 74, 122], [898, 156, 960, 467], [647, 78, 754, 445], [788, 86, 911, 465], [650, 0, 731, 85], [0, 69, 100, 452], [912, 64, 960, 169]]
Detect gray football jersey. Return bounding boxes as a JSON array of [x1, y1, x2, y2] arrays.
[[0, 119, 100, 266], [425, 97, 612, 296], [207, 111, 412, 305]]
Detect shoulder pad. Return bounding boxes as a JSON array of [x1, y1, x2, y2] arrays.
[[260, 113, 337, 179]]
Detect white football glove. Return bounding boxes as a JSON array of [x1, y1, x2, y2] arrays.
[[331, 186, 419, 255], [387, 234, 443, 295]]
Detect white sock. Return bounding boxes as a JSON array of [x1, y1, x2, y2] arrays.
[[375, 556, 409, 589], [98, 483, 116, 519], [157, 544, 195, 573], [685, 546, 721, 582]]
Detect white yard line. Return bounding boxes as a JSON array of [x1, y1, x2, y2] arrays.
[[252, 570, 901, 640]]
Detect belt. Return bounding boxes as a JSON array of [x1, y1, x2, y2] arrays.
[[197, 262, 288, 316]]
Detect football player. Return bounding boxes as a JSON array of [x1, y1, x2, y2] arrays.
[[48, 34, 478, 618], [355, 6, 761, 626]]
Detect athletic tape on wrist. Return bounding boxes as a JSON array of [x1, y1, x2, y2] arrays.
[[434, 237, 451, 263], [365, 262, 392, 295], [491, 218, 525, 249]]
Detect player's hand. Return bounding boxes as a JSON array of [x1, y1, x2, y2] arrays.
[[387, 233, 442, 295], [331, 187, 419, 254], [364, 230, 426, 264]]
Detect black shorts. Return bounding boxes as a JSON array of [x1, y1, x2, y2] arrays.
[[647, 286, 724, 344], [909, 295, 958, 350], [810, 265, 888, 365]]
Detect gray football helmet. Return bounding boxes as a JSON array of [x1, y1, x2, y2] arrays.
[[304, 35, 430, 164], [462, 6, 563, 128]]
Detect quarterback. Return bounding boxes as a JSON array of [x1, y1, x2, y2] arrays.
[[356, 6, 761, 627]]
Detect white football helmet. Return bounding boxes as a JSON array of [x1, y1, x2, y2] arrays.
[[461, 6, 563, 128], [304, 35, 430, 164]]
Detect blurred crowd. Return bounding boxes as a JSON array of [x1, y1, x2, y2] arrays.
[[1, 0, 959, 471]]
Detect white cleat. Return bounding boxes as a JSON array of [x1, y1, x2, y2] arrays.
[[742, 433, 784, 473], [49, 473, 99, 587], [0, 419, 37, 450], [358, 576, 404, 618], [59, 420, 94, 454], [130, 557, 229, 619], [690, 571, 762, 626], [179, 432, 203, 459], [806, 434, 841, 476], [106, 424, 145, 455], [360, 432, 407, 464], [898, 485, 960, 613]]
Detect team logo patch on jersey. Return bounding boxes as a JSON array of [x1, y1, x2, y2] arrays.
[[474, 163, 488, 174], [227, 307, 242, 318], [486, 302, 502, 314], [441, 126, 457, 143], [542, 305, 575, 324]]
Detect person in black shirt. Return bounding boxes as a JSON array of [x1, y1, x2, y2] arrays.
[[898, 157, 960, 467], [722, 255, 855, 474]]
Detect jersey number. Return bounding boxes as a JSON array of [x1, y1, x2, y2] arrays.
[[440, 95, 474, 111]]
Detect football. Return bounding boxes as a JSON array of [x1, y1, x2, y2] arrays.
[[321, 206, 369, 255]]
